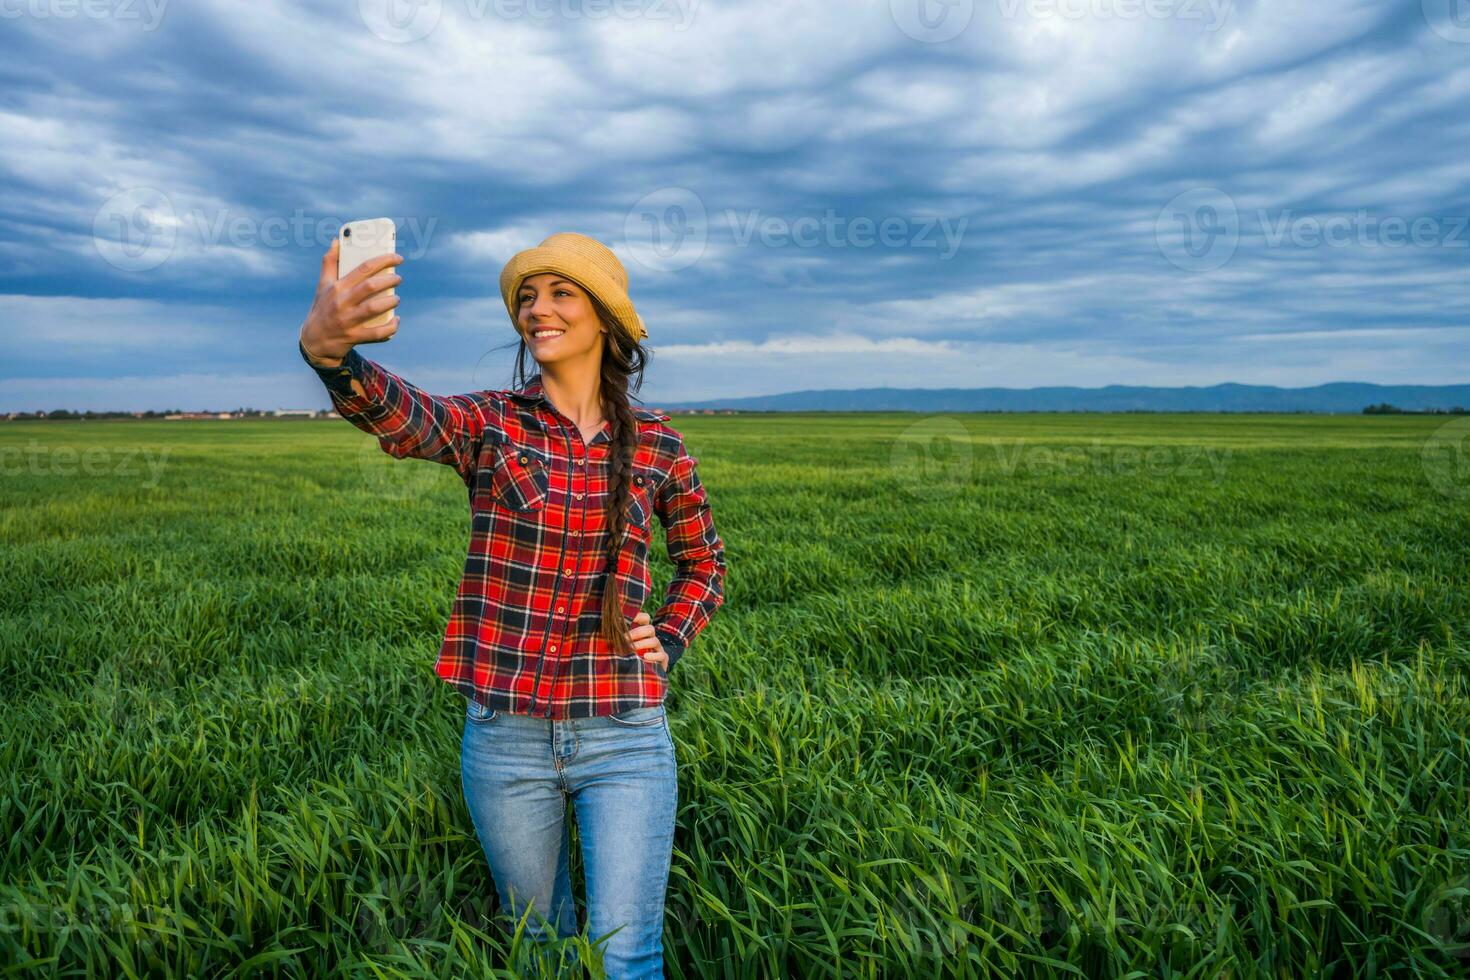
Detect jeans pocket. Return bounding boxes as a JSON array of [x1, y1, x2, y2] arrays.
[[467, 697, 499, 724], [607, 703, 665, 727]]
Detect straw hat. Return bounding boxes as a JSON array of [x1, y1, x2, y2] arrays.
[[499, 233, 649, 343]]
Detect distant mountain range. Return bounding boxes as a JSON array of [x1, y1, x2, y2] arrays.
[[663, 382, 1470, 414]]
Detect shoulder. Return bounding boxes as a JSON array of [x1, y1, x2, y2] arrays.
[[632, 408, 690, 475], [632, 405, 677, 444]]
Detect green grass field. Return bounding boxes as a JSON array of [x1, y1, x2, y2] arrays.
[[2, 413, 1468, 978]]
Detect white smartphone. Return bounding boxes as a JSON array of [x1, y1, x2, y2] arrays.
[[338, 218, 397, 330]]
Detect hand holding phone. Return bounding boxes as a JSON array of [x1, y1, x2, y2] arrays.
[[299, 218, 403, 365]]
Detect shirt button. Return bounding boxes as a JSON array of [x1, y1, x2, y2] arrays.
[[549, 644, 557, 652], [557, 605, 565, 614], [564, 566, 573, 575], [575, 459, 584, 466], [518, 454, 529, 464], [574, 492, 584, 500]]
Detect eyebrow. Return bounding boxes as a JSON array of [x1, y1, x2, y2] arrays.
[[519, 279, 575, 292]]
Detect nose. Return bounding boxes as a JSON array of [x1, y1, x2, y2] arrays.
[[525, 291, 557, 323]]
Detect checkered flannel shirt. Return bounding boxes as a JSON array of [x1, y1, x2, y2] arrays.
[[301, 341, 727, 719]]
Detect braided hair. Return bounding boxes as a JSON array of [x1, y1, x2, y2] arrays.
[[512, 295, 649, 657]]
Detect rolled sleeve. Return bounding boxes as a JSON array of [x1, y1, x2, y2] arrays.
[[650, 439, 726, 667], [298, 340, 499, 485]]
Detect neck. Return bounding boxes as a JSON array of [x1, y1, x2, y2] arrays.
[[538, 358, 604, 427]]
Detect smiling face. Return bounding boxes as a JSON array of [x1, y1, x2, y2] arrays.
[[515, 273, 608, 368]]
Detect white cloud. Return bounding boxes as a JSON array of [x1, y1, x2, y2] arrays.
[[0, 295, 229, 353]]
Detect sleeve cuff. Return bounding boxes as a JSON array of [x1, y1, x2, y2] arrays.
[[655, 627, 688, 671], [300, 340, 365, 399]]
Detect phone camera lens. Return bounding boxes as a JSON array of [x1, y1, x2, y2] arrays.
[[344, 228, 352, 238]]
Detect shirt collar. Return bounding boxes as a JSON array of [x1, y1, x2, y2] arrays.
[[507, 374, 549, 407], [507, 373, 670, 423]]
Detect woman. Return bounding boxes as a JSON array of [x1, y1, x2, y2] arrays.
[[297, 232, 727, 979]]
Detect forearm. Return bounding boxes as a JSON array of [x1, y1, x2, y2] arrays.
[[653, 549, 726, 669], [650, 443, 727, 669]]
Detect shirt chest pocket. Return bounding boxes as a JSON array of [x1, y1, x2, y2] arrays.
[[624, 470, 656, 544], [474, 441, 551, 513]]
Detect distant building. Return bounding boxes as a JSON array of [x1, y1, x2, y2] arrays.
[[273, 408, 317, 417]]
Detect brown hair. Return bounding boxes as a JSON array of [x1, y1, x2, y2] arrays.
[[511, 295, 649, 657]]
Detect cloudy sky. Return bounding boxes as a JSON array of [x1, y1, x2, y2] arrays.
[[2, 0, 1467, 411]]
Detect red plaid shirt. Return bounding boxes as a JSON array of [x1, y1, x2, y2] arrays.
[[301, 342, 727, 719]]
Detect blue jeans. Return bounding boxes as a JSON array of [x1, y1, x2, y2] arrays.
[[460, 697, 678, 979]]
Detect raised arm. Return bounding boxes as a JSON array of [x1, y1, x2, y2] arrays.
[[649, 437, 727, 670], [298, 239, 499, 484]]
